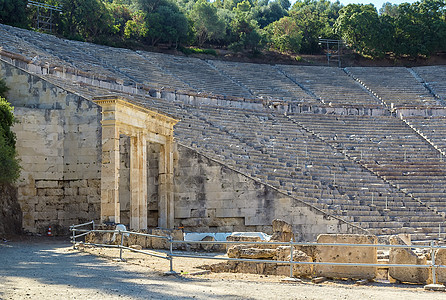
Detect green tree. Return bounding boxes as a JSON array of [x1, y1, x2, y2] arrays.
[[230, 0, 266, 52], [379, 2, 399, 17], [0, 0, 28, 27], [190, 0, 226, 46], [130, 0, 189, 47], [252, 1, 288, 28], [392, 0, 446, 57], [0, 80, 20, 183], [290, 0, 342, 54], [124, 10, 147, 40], [107, 2, 133, 37], [58, 0, 115, 41], [0, 79, 9, 97], [146, 4, 189, 47], [265, 16, 302, 52], [335, 4, 388, 57]]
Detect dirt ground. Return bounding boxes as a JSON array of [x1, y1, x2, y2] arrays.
[[1, 236, 445, 300]]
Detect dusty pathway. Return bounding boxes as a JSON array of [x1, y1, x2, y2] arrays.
[[0, 237, 445, 300]]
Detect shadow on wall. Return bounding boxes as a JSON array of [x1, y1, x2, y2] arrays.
[[0, 183, 22, 235]]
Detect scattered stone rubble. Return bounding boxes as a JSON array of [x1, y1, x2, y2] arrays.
[[388, 235, 432, 284], [85, 225, 184, 250], [84, 221, 446, 286]]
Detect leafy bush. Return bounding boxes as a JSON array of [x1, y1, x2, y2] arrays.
[[0, 80, 20, 184]]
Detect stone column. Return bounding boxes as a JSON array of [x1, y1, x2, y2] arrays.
[[100, 120, 120, 224], [158, 137, 174, 228], [130, 133, 147, 230]]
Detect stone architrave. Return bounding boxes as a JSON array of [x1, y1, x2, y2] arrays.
[[93, 96, 178, 230]]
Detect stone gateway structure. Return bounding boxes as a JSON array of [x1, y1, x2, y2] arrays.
[[93, 96, 178, 229], [2, 24, 446, 241]]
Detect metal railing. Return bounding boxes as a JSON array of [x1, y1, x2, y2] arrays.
[[70, 223, 446, 284]]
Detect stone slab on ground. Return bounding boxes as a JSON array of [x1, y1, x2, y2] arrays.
[[314, 234, 377, 280]]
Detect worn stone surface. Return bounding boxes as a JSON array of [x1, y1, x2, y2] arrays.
[[3, 61, 102, 234], [272, 219, 293, 233], [275, 246, 313, 278], [151, 229, 183, 249], [314, 234, 377, 280], [388, 235, 431, 284], [435, 248, 446, 284], [130, 244, 143, 250], [225, 236, 262, 251], [227, 245, 276, 259], [0, 183, 22, 235]]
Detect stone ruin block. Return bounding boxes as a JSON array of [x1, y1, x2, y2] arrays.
[[225, 235, 261, 251], [275, 246, 313, 278], [151, 229, 183, 249], [434, 248, 446, 284], [314, 234, 377, 280], [195, 235, 226, 252], [227, 245, 276, 259], [85, 231, 113, 244], [270, 219, 295, 242], [388, 235, 431, 284], [136, 231, 152, 249]]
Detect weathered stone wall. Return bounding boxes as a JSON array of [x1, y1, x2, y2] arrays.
[[0, 183, 22, 235], [174, 145, 364, 241], [1, 60, 102, 234]]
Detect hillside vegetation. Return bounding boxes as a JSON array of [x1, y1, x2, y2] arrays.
[[1, 0, 446, 60], [0, 80, 20, 184]]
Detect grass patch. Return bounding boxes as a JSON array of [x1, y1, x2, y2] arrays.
[[180, 47, 218, 56]]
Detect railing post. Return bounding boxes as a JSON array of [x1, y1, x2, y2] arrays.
[[72, 224, 76, 250], [164, 235, 177, 275], [431, 241, 437, 284], [119, 231, 125, 262], [169, 235, 174, 273], [289, 238, 294, 278], [92, 220, 95, 231]]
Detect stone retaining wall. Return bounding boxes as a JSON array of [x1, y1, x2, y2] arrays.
[[0, 183, 22, 235], [1, 60, 102, 234], [174, 145, 364, 240]]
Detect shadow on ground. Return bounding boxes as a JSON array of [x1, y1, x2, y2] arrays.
[[0, 236, 253, 299]]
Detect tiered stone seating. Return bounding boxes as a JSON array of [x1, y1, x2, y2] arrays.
[[46, 73, 445, 235], [292, 113, 446, 219], [347, 67, 440, 107], [0, 25, 71, 67], [404, 116, 446, 153], [210, 60, 318, 103], [413, 66, 446, 101], [137, 52, 251, 98], [278, 65, 381, 106], [83, 47, 191, 89]]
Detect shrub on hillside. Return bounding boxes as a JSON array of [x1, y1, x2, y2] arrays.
[[0, 82, 20, 183]]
